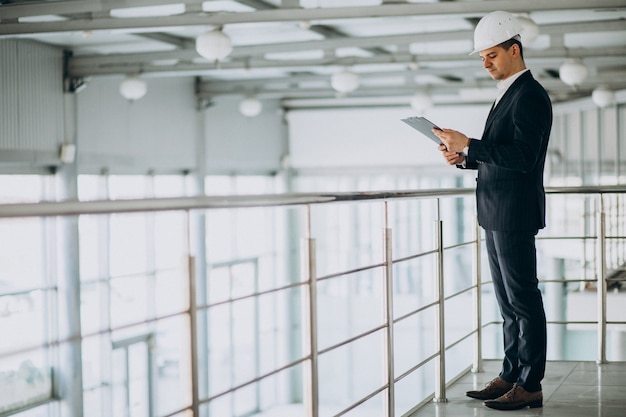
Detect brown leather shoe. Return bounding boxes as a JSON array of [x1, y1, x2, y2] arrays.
[[466, 377, 514, 400], [483, 385, 543, 410]]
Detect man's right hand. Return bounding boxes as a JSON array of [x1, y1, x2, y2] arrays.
[[438, 144, 465, 165]]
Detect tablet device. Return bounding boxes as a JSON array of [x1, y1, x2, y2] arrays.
[[401, 116, 443, 145]]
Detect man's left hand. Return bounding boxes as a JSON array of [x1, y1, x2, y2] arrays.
[[433, 128, 470, 153]]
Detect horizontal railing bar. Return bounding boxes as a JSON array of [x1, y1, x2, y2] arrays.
[[393, 300, 439, 324], [445, 329, 477, 351], [443, 285, 474, 302], [443, 241, 475, 251], [318, 325, 387, 355], [481, 319, 626, 326], [161, 406, 192, 417], [317, 262, 385, 282], [208, 257, 259, 269], [0, 185, 624, 219], [393, 248, 439, 263], [0, 308, 188, 359], [334, 385, 388, 417], [201, 356, 309, 404], [0, 285, 57, 297], [197, 280, 307, 311], [395, 352, 440, 383], [537, 236, 597, 240], [80, 265, 182, 285]]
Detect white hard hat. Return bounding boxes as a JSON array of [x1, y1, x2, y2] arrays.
[[470, 11, 523, 55]]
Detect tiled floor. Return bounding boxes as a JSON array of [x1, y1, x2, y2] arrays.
[[407, 360, 626, 417]]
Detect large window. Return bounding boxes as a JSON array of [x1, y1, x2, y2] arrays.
[[0, 176, 53, 416]]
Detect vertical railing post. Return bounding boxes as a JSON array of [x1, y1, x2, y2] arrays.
[[302, 207, 319, 417], [383, 202, 395, 417], [185, 211, 201, 416], [433, 200, 447, 403], [472, 218, 483, 373], [596, 195, 607, 364]]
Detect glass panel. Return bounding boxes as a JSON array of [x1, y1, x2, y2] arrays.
[[154, 316, 192, 416], [128, 343, 149, 417], [155, 269, 187, 317], [600, 107, 618, 183], [154, 211, 187, 270], [256, 365, 304, 415], [0, 351, 52, 414], [318, 330, 384, 417], [110, 213, 149, 277], [340, 391, 385, 416], [310, 201, 384, 279], [443, 245, 473, 297], [564, 111, 582, 181], [0, 218, 45, 290], [582, 109, 599, 184], [394, 307, 436, 376], [445, 337, 472, 382], [387, 198, 437, 260], [317, 269, 384, 351], [79, 214, 104, 281], [444, 292, 473, 347], [111, 348, 128, 417], [393, 256, 436, 319], [607, 325, 626, 362], [110, 275, 150, 329], [393, 359, 435, 416]]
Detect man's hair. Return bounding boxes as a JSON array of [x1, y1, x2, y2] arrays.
[[499, 37, 524, 59]]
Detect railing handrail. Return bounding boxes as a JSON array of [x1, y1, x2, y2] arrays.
[[1, 185, 625, 219]]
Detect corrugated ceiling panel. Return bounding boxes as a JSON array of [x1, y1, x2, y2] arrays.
[[0, 40, 20, 149], [0, 40, 64, 153]]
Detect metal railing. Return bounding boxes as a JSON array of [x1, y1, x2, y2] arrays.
[[0, 185, 624, 417]]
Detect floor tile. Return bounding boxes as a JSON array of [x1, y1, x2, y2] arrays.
[[406, 361, 626, 417]]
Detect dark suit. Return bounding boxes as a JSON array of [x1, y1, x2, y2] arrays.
[[463, 70, 552, 392]]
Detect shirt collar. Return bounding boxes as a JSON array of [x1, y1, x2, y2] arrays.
[[496, 68, 529, 99]]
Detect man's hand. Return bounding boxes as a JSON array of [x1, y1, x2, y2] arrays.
[[438, 144, 465, 165], [433, 128, 470, 153]]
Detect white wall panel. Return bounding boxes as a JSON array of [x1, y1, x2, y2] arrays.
[[204, 97, 285, 175], [0, 40, 64, 164], [77, 77, 197, 174], [287, 105, 488, 170]]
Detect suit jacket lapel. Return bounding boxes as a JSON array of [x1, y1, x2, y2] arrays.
[[483, 71, 532, 136]]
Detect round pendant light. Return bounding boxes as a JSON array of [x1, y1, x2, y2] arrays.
[[559, 58, 588, 87], [591, 86, 616, 108], [517, 15, 539, 45], [410, 91, 432, 115], [119, 75, 147, 101], [331, 69, 360, 93], [196, 29, 233, 62], [239, 96, 263, 117]]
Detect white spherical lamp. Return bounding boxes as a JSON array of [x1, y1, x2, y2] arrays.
[[239, 97, 262, 117], [517, 15, 539, 45], [410, 91, 432, 115], [196, 29, 233, 62], [591, 86, 616, 108], [331, 69, 360, 93], [559, 58, 588, 87], [119, 76, 147, 101]]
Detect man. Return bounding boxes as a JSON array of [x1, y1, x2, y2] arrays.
[[433, 11, 552, 411]]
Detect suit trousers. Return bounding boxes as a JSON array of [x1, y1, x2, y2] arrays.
[[485, 229, 547, 392]]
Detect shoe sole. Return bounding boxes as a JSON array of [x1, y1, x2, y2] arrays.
[[483, 399, 543, 410]]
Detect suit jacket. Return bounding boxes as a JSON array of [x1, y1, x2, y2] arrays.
[[464, 71, 553, 231]]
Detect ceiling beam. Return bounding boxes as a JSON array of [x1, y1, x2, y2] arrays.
[[67, 18, 626, 75], [1, 0, 624, 35], [68, 46, 626, 77]]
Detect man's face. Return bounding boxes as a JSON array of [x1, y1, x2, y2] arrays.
[[479, 44, 517, 81]]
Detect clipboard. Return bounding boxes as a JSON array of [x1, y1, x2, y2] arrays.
[[401, 116, 443, 145]]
